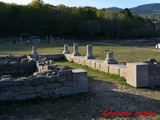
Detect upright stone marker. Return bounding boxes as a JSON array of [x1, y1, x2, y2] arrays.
[[72, 43, 81, 56], [63, 44, 70, 54], [104, 52, 117, 64], [85, 44, 95, 59], [31, 46, 38, 56]]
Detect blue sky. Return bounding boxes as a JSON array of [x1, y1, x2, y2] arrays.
[[0, 0, 160, 8]]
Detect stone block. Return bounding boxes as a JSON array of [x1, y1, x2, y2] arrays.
[[72, 56, 80, 63], [100, 62, 109, 73], [13, 79, 24, 86], [35, 85, 44, 93], [23, 78, 31, 86], [14, 95, 27, 100], [72, 69, 88, 93], [48, 75, 57, 83], [0, 92, 12, 101], [31, 76, 49, 86], [27, 94, 37, 99], [57, 72, 72, 83], [109, 64, 122, 75], [58, 70, 72, 75], [79, 56, 86, 65], [95, 60, 103, 71], [63, 81, 73, 86], [19, 86, 35, 94], [0, 79, 12, 87], [91, 60, 103, 69], [54, 87, 73, 95], [126, 63, 149, 87], [45, 83, 61, 90], [119, 66, 127, 78], [85, 59, 92, 67]]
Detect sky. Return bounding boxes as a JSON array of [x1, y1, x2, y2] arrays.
[[0, 0, 160, 8]]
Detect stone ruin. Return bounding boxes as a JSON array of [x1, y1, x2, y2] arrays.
[[1, 43, 160, 101], [64, 43, 160, 88], [0, 50, 88, 101]]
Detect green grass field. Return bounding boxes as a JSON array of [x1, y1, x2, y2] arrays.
[[0, 42, 160, 63], [0, 42, 160, 120]]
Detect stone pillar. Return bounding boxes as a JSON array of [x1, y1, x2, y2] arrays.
[[85, 44, 95, 59], [31, 46, 38, 56], [63, 44, 70, 54], [104, 52, 117, 64], [72, 43, 81, 56]]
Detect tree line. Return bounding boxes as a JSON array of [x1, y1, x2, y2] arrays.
[[0, 0, 159, 39]]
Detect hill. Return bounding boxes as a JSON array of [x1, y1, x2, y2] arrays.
[[106, 3, 160, 21]]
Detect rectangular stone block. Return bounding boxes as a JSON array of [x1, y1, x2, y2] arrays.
[[109, 64, 125, 75], [100, 62, 109, 73], [72, 69, 88, 93], [119, 66, 127, 78], [79, 57, 86, 65], [90, 60, 96, 69], [95, 60, 103, 71], [126, 63, 149, 87], [85, 59, 92, 67], [73, 56, 80, 63]]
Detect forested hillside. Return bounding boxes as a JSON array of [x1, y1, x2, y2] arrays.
[[0, 0, 159, 39]]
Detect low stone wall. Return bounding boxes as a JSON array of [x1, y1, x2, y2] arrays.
[[0, 69, 88, 101], [0, 56, 36, 77], [65, 54, 127, 78], [65, 54, 160, 88]]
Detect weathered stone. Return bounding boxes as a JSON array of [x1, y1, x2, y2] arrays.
[[85, 45, 95, 59], [72, 69, 88, 93], [0, 78, 12, 87], [41, 90, 50, 98], [15, 95, 27, 100], [58, 70, 72, 75], [57, 75, 68, 83], [63, 81, 73, 86], [13, 79, 24, 86], [19, 86, 35, 94], [10, 69, 18, 74], [54, 87, 73, 95], [45, 83, 61, 90], [27, 94, 37, 99], [72, 43, 81, 56], [31, 46, 38, 56], [10, 86, 20, 92], [63, 44, 70, 54], [1, 75, 12, 79], [31, 76, 49, 86], [33, 72, 39, 76], [0, 92, 12, 101], [126, 63, 149, 87], [23, 78, 31, 86], [104, 52, 117, 64], [35, 85, 44, 93], [48, 75, 57, 83]]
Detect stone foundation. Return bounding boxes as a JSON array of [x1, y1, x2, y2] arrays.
[[0, 53, 88, 101], [0, 69, 87, 101]]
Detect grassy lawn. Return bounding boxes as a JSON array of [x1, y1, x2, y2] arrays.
[[0, 42, 160, 63], [0, 43, 160, 119]]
